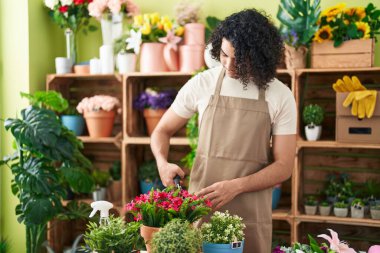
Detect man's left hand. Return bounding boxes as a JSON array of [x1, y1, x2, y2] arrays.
[[196, 180, 240, 210]]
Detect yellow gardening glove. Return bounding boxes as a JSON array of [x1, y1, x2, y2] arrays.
[[332, 76, 367, 92], [343, 90, 377, 119], [364, 90, 377, 118]]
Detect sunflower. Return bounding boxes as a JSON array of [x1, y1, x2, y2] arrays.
[[355, 22, 371, 39], [321, 3, 346, 22], [313, 26, 333, 43], [344, 7, 366, 20]]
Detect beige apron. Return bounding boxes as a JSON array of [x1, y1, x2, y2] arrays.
[[189, 68, 272, 252]]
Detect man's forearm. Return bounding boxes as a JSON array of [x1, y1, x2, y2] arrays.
[[151, 129, 171, 167]]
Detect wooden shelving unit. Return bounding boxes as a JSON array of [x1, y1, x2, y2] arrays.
[[46, 68, 380, 251]]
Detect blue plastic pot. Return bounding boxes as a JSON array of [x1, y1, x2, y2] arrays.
[[139, 179, 164, 194], [61, 115, 85, 136], [272, 186, 282, 209], [203, 241, 244, 253]]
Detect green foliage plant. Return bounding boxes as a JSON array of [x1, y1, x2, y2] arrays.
[[1, 91, 94, 253], [304, 196, 318, 206], [151, 219, 201, 253], [205, 16, 222, 41], [0, 237, 7, 253], [319, 200, 330, 207], [181, 113, 198, 169], [109, 161, 122, 181], [334, 201, 348, 208], [303, 104, 324, 126], [201, 211, 246, 244], [92, 169, 111, 188], [138, 160, 159, 182], [56, 201, 94, 222], [84, 216, 140, 253], [351, 198, 364, 208], [277, 0, 321, 48]]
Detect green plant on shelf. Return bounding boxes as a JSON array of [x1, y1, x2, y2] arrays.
[[92, 169, 111, 188], [181, 113, 198, 169], [56, 201, 95, 222], [351, 198, 365, 208], [319, 200, 330, 207], [109, 161, 122, 181], [302, 104, 324, 126], [138, 160, 160, 183], [334, 201, 348, 208], [371, 204, 380, 210], [304, 196, 318, 206]]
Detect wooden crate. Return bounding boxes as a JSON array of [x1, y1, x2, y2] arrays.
[[311, 39, 375, 69], [272, 220, 291, 248]]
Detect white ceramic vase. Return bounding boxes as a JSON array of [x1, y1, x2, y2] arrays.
[[117, 53, 136, 74], [305, 125, 322, 141]]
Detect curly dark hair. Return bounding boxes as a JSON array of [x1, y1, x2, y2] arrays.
[[210, 9, 284, 89]]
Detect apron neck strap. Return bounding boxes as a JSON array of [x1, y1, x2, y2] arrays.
[[214, 68, 226, 96], [258, 88, 266, 100]]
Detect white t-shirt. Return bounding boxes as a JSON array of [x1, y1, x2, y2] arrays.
[[171, 66, 297, 135]]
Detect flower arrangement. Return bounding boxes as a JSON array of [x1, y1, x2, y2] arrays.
[[126, 13, 184, 54], [273, 229, 357, 253], [76, 95, 121, 114], [201, 211, 246, 244], [124, 187, 212, 227], [314, 3, 380, 47], [88, 0, 140, 19], [133, 88, 177, 110], [174, 0, 202, 26]]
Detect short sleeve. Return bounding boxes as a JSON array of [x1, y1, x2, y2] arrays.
[[170, 75, 200, 119], [272, 88, 297, 135]]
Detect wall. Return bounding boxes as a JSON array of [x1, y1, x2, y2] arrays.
[[1, 0, 379, 252]]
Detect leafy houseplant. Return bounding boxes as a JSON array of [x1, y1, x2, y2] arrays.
[[138, 160, 162, 194], [304, 196, 318, 215], [323, 174, 355, 203], [61, 105, 85, 136], [133, 88, 177, 136], [1, 91, 93, 253], [92, 169, 111, 201], [318, 200, 331, 216], [108, 161, 122, 202], [76, 95, 121, 138], [351, 198, 365, 218], [277, 0, 321, 69], [302, 104, 324, 141], [370, 204, 380, 220], [84, 216, 141, 253], [151, 219, 201, 253], [201, 211, 246, 253], [114, 32, 137, 74], [333, 201, 349, 217]]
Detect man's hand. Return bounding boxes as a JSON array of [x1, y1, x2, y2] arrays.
[[157, 162, 185, 187], [196, 180, 240, 210]]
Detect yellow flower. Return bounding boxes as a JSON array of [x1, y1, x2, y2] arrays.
[[141, 22, 151, 35], [355, 21, 371, 39], [345, 7, 366, 20], [313, 26, 333, 43], [163, 21, 173, 32], [143, 14, 150, 24], [157, 22, 163, 30], [321, 3, 346, 22], [161, 15, 171, 24], [133, 15, 143, 26], [175, 26, 184, 36], [150, 12, 160, 25]]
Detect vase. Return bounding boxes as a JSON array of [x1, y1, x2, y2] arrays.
[[143, 109, 166, 136], [351, 206, 364, 219], [184, 23, 205, 45], [305, 125, 322, 141], [139, 43, 169, 72], [334, 207, 348, 217], [140, 225, 161, 253], [179, 45, 205, 72], [139, 179, 163, 194], [319, 205, 331, 216], [284, 44, 307, 69], [84, 110, 115, 138], [65, 28, 77, 66], [304, 205, 317, 215], [203, 241, 244, 253], [61, 115, 85, 136], [117, 53, 136, 73], [101, 13, 123, 45]]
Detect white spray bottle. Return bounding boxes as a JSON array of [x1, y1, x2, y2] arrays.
[[89, 201, 113, 226]]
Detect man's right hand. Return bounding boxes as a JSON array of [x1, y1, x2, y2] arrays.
[[157, 161, 185, 187]]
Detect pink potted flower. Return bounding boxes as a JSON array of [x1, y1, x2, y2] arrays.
[[125, 187, 212, 252], [76, 95, 121, 137]]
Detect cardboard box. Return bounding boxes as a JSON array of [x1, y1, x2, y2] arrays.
[[336, 92, 380, 144], [311, 39, 375, 68]]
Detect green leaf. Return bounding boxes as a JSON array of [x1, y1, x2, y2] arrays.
[[372, 10, 380, 19], [205, 16, 221, 30], [61, 165, 94, 193], [23, 196, 58, 225], [88, 25, 98, 31], [21, 91, 68, 113]]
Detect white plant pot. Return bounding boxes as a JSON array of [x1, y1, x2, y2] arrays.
[[117, 53, 136, 74], [304, 205, 317, 215], [204, 44, 221, 69], [305, 125, 322, 141], [101, 13, 123, 46], [351, 206, 364, 218], [334, 207, 348, 217], [319, 205, 331, 216], [92, 187, 107, 201], [370, 208, 380, 219]]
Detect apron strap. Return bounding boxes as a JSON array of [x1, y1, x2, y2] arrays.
[[214, 68, 226, 96], [258, 88, 266, 100]]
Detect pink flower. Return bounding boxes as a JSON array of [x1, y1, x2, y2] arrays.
[[125, 0, 139, 16], [107, 0, 122, 14], [318, 229, 356, 253], [76, 95, 120, 114], [74, 0, 85, 4], [158, 31, 182, 51], [88, 0, 107, 18]]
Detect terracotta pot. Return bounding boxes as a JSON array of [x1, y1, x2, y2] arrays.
[[179, 45, 205, 72], [184, 23, 205, 45], [284, 44, 307, 69], [84, 110, 115, 138], [140, 43, 168, 73], [74, 65, 90, 74], [140, 224, 161, 252], [143, 109, 166, 136]]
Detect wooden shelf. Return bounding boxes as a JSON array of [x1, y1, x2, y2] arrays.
[[124, 137, 189, 145], [296, 214, 380, 228], [296, 67, 380, 75], [297, 140, 380, 149], [272, 209, 292, 221], [47, 73, 122, 81], [124, 71, 193, 77], [78, 136, 121, 143]]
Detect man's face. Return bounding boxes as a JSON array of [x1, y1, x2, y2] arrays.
[[220, 38, 237, 78]]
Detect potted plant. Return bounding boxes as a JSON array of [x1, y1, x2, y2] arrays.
[[302, 104, 324, 141], [277, 0, 321, 69], [76, 95, 121, 138], [133, 88, 177, 135], [318, 200, 331, 216], [114, 32, 137, 74], [151, 219, 201, 253], [84, 215, 141, 253], [125, 187, 212, 252], [304, 196, 318, 215], [370, 204, 380, 220], [351, 198, 365, 219], [138, 160, 162, 194], [333, 201, 349, 217], [61, 105, 85, 136], [201, 211, 246, 253], [108, 161, 122, 202], [272, 184, 282, 210], [92, 169, 111, 201]]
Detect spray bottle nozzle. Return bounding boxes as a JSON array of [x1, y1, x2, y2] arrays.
[[90, 201, 113, 219]]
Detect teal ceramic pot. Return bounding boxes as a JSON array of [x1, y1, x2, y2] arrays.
[[203, 241, 244, 253], [61, 115, 85, 136]]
